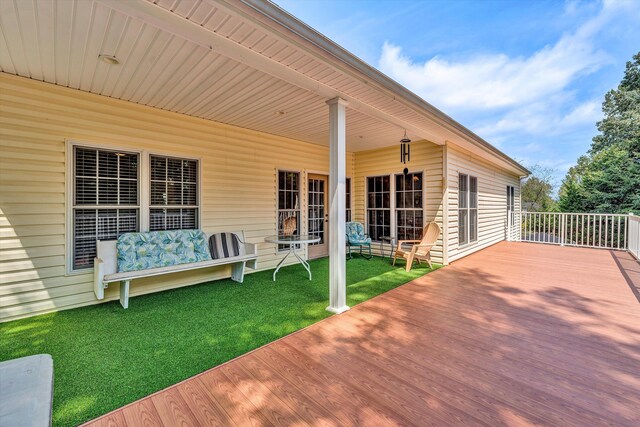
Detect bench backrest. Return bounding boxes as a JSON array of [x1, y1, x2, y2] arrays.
[[97, 230, 246, 274]]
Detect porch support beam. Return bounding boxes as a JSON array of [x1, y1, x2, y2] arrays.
[[326, 97, 349, 314]]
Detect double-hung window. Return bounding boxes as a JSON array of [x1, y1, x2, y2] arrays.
[[507, 185, 515, 223], [506, 185, 515, 217], [345, 177, 352, 222], [395, 172, 424, 240], [72, 147, 139, 270], [277, 170, 300, 250], [150, 155, 199, 231], [71, 145, 201, 272], [366, 175, 391, 241], [458, 173, 478, 245]]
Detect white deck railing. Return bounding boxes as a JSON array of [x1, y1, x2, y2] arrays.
[[628, 215, 640, 259], [511, 212, 636, 251]]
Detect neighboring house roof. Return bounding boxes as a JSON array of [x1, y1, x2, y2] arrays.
[[0, 0, 529, 176]]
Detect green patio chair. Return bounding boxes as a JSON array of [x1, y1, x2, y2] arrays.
[[346, 221, 372, 259]]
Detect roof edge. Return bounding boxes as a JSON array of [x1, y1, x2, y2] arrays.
[[232, 0, 530, 176]]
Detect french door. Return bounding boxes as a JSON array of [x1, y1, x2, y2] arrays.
[[308, 174, 329, 258]]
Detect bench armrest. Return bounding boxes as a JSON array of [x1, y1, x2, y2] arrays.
[[244, 242, 257, 256], [94, 257, 105, 300], [396, 240, 420, 250]]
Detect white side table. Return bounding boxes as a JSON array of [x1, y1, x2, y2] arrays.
[[265, 235, 321, 281]]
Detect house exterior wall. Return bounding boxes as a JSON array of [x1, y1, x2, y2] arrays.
[[0, 72, 519, 322], [0, 73, 357, 321], [353, 142, 444, 263], [445, 144, 522, 262]]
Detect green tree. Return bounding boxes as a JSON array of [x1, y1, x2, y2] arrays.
[[521, 165, 556, 212], [558, 51, 640, 213]]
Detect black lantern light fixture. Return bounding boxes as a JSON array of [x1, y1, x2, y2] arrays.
[[400, 130, 411, 175]]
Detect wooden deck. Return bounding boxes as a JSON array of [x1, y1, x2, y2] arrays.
[[85, 242, 640, 426]]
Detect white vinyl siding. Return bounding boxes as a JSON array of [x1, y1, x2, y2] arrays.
[[447, 145, 521, 262], [0, 74, 356, 321]]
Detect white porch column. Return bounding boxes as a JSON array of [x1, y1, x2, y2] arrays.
[[326, 97, 349, 314]]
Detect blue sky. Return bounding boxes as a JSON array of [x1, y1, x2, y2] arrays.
[[274, 0, 640, 185]]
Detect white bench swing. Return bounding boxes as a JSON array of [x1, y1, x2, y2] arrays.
[[94, 230, 257, 308]]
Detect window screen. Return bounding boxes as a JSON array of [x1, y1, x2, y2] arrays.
[[149, 155, 199, 231], [277, 170, 300, 250], [366, 175, 391, 241], [72, 147, 139, 270], [346, 177, 352, 222], [458, 173, 478, 245], [396, 172, 424, 241]]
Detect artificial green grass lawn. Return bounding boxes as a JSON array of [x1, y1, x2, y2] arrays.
[[0, 256, 440, 426]]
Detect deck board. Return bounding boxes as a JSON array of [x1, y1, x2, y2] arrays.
[[83, 242, 640, 426]]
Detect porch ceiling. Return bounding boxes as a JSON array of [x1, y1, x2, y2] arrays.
[[0, 0, 527, 173]]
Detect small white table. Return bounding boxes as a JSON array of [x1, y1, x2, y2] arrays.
[[265, 235, 320, 281]]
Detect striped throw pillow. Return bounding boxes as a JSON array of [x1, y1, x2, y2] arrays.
[[208, 233, 243, 259]]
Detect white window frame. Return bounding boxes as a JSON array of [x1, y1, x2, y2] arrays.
[[148, 154, 200, 231], [65, 140, 202, 274], [365, 174, 392, 242], [394, 171, 425, 241], [276, 169, 302, 252], [458, 173, 478, 247], [345, 176, 352, 222]]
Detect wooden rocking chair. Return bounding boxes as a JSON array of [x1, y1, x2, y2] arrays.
[[393, 221, 441, 272]]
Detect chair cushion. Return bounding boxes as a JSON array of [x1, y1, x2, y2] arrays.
[[346, 222, 370, 244], [349, 237, 372, 245], [209, 233, 243, 259], [117, 230, 212, 273]]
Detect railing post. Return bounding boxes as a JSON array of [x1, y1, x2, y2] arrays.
[[624, 212, 633, 252], [560, 214, 565, 246]]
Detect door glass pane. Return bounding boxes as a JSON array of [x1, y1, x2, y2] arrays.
[[308, 178, 325, 245]]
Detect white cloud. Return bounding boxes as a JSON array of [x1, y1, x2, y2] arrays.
[[474, 99, 602, 138], [560, 100, 602, 126], [377, 0, 637, 113], [379, 42, 604, 110]]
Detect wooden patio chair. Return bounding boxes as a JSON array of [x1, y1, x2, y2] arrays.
[[393, 221, 441, 272]]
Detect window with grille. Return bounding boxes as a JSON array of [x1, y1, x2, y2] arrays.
[[72, 147, 139, 270], [345, 177, 352, 222], [507, 185, 515, 214], [277, 170, 300, 250], [366, 175, 391, 241], [459, 174, 478, 245], [507, 184, 515, 220], [395, 172, 423, 241], [149, 155, 199, 231]]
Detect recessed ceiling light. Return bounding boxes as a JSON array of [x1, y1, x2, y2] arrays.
[[98, 54, 120, 65]]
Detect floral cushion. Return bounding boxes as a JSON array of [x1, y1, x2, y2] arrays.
[[117, 230, 212, 273], [346, 222, 371, 245]]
